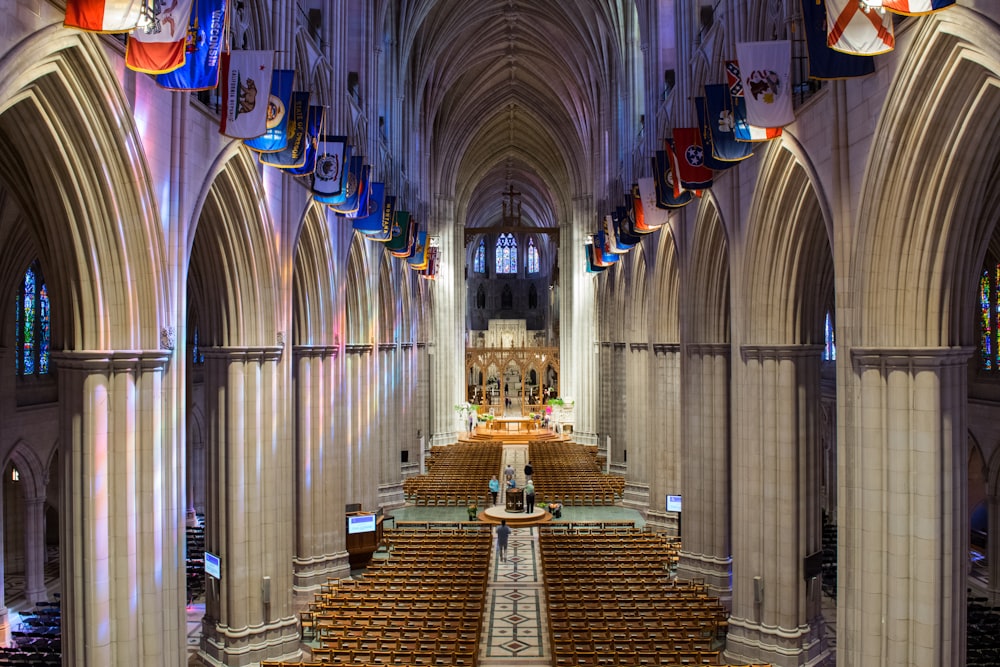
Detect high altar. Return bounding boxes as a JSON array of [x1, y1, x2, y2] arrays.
[[466, 319, 559, 414]]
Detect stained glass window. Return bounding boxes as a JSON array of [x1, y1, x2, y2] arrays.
[[473, 239, 485, 273], [823, 311, 836, 362], [15, 261, 51, 376], [193, 327, 205, 365], [982, 268, 992, 370], [496, 234, 517, 274], [527, 238, 539, 274]]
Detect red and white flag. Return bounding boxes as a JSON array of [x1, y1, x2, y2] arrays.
[[125, 0, 194, 74], [220, 50, 275, 139], [883, 0, 954, 14], [65, 0, 144, 32], [826, 0, 895, 55]]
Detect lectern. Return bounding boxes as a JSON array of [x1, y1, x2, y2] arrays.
[[346, 511, 384, 567]]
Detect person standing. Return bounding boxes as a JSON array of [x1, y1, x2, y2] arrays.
[[504, 463, 515, 481], [496, 519, 511, 562], [488, 475, 500, 506], [524, 461, 533, 480], [525, 479, 536, 513]]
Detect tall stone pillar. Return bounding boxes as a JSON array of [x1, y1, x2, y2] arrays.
[[292, 345, 349, 593], [345, 345, 376, 507], [562, 195, 598, 444], [645, 344, 681, 533], [989, 492, 1000, 604], [430, 196, 462, 446], [199, 347, 299, 666], [838, 348, 968, 667], [56, 351, 185, 667], [727, 346, 828, 667], [23, 495, 46, 604], [623, 343, 651, 508], [377, 343, 404, 506], [678, 343, 732, 599]]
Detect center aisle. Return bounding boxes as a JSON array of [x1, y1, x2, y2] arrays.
[[480, 525, 550, 666]]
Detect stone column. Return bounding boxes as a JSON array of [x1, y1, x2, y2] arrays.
[[838, 347, 968, 667], [989, 492, 1000, 604], [562, 195, 598, 444], [377, 342, 404, 506], [727, 345, 828, 667], [430, 196, 462, 446], [199, 347, 300, 666], [645, 344, 681, 533], [292, 345, 349, 593], [623, 343, 650, 509], [345, 344, 376, 507], [23, 495, 46, 604], [56, 351, 185, 667]]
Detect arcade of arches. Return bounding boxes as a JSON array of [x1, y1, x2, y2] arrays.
[[0, 2, 998, 667]]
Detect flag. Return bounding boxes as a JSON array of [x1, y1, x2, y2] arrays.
[[593, 231, 619, 265], [726, 60, 783, 142], [365, 195, 397, 242], [244, 70, 295, 153], [615, 206, 643, 245], [346, 164, 371, 219], [408, 231, 430, 268], [327, 156, 364, 213], [826, 0, 895, 55], [125, 0, 193, 73], [259, 92, 310, 168], [704, 85, 755, 161], [637, 177, 672, 227], [156, 0, 228, 90], [285, 106, 324, 176], [219, 50, 274, 139], [586, 242, 609, 273], [420, 246, 440, 279], [800, 0, 875, 79], [735, 41, 795, 128], [671, 129, 714, 190], [390, 219, 417, 258], [65, 0, 143, 32], [310, 138, 349, 202], [601, 215, 630, 254], [385, 211, 413, 255], [654, 150, 694, 208], [695, 97, 739, 171], [351, 182, 386, 234], [883, 0, 953, 13]]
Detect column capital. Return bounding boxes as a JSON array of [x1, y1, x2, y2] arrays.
[[345, 344, 374, 354], [292, 345, 339, 359], [52, 350, 171, 372], [740, 344, 824, 362], [685, 342, 730, 356], [629, 342, 649, 352], [378, 342, 398, 351], [200, 346, 282, 363], [652, 343, 680, 354], [851, 346, 974, 369]]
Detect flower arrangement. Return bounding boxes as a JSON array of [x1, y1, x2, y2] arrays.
[[467, 504, 479, 520]]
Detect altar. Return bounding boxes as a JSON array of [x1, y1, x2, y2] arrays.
[[489, 417, 540, 432]]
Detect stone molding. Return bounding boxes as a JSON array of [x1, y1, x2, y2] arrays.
[[52, 350, 171, 371], [652, 343, 680, 354], [291, 345, 339, 358], [345, 344, 374, 354], [851, 345, 974, 368], [199, 346, 283, 362]]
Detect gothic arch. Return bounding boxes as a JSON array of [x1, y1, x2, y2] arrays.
[[741, 140, 833, 345], [1, 440, 46, 501], [344, 233, 373, 345], [187, 147, 280, 348], [650, 225, 681, 343], [685, 198, 730, 344], [853, 8, 1000, 348], [293, 203, 340, 346], [625, 246, 650, 344], [0, 26, 167, 351], [377, 253, 398, 344]]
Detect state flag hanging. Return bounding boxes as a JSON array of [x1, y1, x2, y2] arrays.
[[694, 97, 739, 172], [219, 50, 275, 139], [65, 0, 143, 32], [636, 178, 671, 228], [285, 106, 324, 176], [310, 138, 349, 202], [800, 0, 875, 79], [390, 219, 418, 258], [653, 151, 693, 208], [601, 215, 630, 254], [726, 60, 783, 142], [420, 246, 440, 279], [259, 92, 310, 168], [125, 0, 194, 74], [883, 0, 953, 13], [346, 164, 371, 219], [586, 242, 609, 273], [351, 181, 386, 234], [735, 41, 795, 128], [408, 231, 430, 269], [244, 70, 296, 153], [671, 129, 714, 190], [327, 155, 363, 213], [593, 231, 619, 265], [703, 85, 755, 161], [156, 0, 228, 90], [826, 0, 895, 55], [385, 211, 414, 255], [366, 195, 396, 242]]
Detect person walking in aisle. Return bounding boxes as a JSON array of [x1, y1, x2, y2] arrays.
[[496, 519, 511, 562], [488, 475, 500, 506]]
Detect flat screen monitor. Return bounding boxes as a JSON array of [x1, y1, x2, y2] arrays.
[[666, 495, 682, 513], [348, 513, 377, 534], [205, 551, 221, 580]]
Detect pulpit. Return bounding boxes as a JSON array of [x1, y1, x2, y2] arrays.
[[506, 488, 524, 512]]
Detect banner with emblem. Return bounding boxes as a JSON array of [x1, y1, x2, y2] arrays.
[[352, 181, 386, 234], [390, 219, 418, 258], [726, 60, 783, 142], [601, 215, 630, 254], [800, 0, 875, 79], [735, 41, 795, 128], [586, 242, 609, 273], [653, 151, 694, 208], [420, 246, 440, 279], [259, 92, 309, 168], [826, 0, 895, 55], [637, 177, 671, 227], [703, 85, 755, 161], [593, 231, 619, 265], [365, 195, 396, 242], [244, 69, 295, 153], [156, 0, 228, 90], [65, 0, 144, 32], [615, 206, 643, 245], [695, 97, 739, 172], [671, 129, 714, 190], [219, 50, 274, 139], [125, 0, 193, 73], [883, 0, 953, 13], [407, 231, 430, 268], [285, 105, 324, 176], [385, 211, 414, 255], [345, 164, 371, 219], [327, 155, 364, 213], [310, 138, 349, 202]]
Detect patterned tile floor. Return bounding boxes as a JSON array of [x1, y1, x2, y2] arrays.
[[483, 526, 546, 662]]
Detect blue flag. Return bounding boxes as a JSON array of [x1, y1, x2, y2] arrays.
[[695, 97, 736, 172], [155, 0, 227, 91], [704, 85, 755, 162], [286, 106, 324, 176], [800, 0, 875, 79], [594, 231, 619, 264], [652, 154, 693, 209], [260, 91, 310, 168], [352, 181, 386, 234], [311, 140, 350, 203], [407, 231, 429, 266], [586, 243, 609, 273], [244, 70, 295, 153], [328, 155, 364, 213]]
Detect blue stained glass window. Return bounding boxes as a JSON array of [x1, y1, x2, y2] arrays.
[[193, 327, 205, 365], [473, 240, 485, 273], [982, 269, 993, 370], [527, 238, 539, 274], [15, 261, 50, 377], [823, 311, 836, 362], [496, 234, 517, 274]]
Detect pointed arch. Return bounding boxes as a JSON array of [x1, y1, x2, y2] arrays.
[[625, 246, 649, 344], [1, 440, 46, 500], [686, 199, 730, 344], [293, 203, 339, 346], [377, 253, 397, 344], [344, 233, 373, 345], [650, 225, 681, 343]]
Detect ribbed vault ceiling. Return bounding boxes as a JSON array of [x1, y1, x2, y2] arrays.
[[398, 0, 634, 231]]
